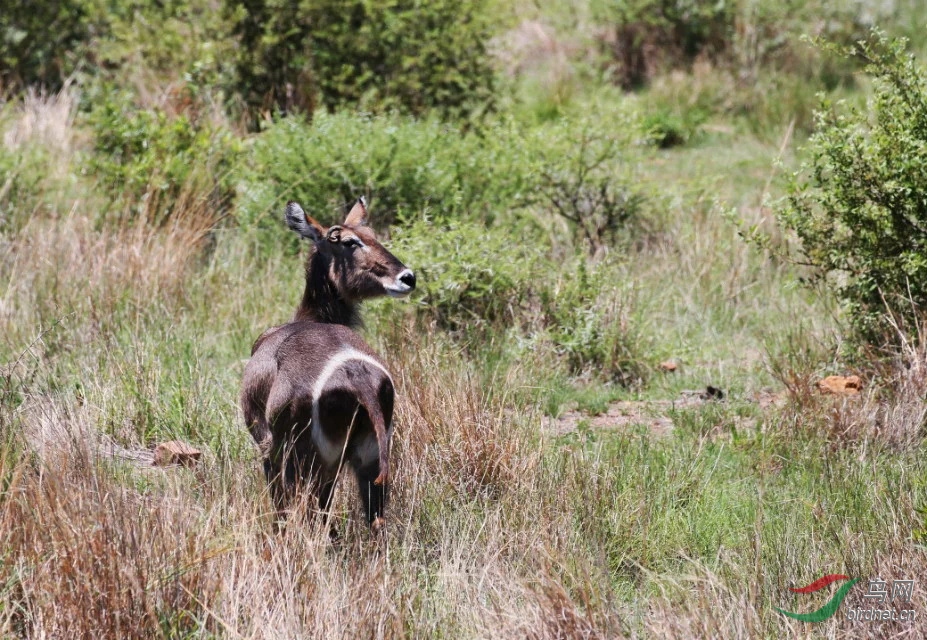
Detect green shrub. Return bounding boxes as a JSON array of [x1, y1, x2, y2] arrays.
[[0, 102, 77, 233], [240, 113, 457, 234], [0, 140, 48, 233], [596, 0, 735, 88], [0, 0, 99, 92], [86, 93, 238, 224], [4, 0, 497, 126], [1, 0, 233, 96], [778, 31, 927, 346], [595, 0, 869, 89], [641, 109, 700, 148], [385, 216, 543, 334], [731, 1, 865, 84], [224, 0, 316, 127], [88, 0, 235, 96], [239, 109, 652, 259], [225, 0, 497, 125], [237, 112, 536, 240], [525, 114, 649, 254], [388, 217, 645, 383], [307, 0, 497, 119]]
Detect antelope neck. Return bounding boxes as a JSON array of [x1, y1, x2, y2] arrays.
[[293, 250, 361, 327]]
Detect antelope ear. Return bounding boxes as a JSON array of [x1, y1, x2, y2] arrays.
[[286, 201, 325, 242], [325, 225, 343, 243], [344, 196, 368, 227]]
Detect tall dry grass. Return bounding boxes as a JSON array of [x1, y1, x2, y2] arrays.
[[768, 319, 927, 451], [0, 335, 621, 639]]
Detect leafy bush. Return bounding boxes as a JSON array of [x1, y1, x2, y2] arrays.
[[389, 217, 645, 382], [307, 0, 497, 119], [0, 0, 98, 92], [641, 109, 699, 148], [525, 114, 649, 254], [596, 0, 872, 86], [0, 139, 49, 233], [0, 96, 79, 233], [225, 0, 497, 125], [237, 112, 536, 239], [597, 0, 735, 88], [88, 0, 235, 97], [382, 216, 543, 334], [224, 0, 316, 126], [86, 93, 238, 224], [778, 31, 927, 346], [239, 113, 458, 233], [730, 0, 865, 86], [239, 109, 652, 259], [1, 0, 233, 97]]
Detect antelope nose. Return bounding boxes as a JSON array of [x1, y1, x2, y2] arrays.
[[399, 270, 416, 290]]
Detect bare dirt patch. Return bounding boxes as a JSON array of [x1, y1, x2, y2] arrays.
[[545, 400, 676, 437], [545, 387, 788, 437]]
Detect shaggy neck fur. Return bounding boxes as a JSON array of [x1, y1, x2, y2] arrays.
[[294, 250, 361, 328]]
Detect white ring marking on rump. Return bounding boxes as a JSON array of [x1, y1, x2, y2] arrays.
[[310, 348, 392, 464]]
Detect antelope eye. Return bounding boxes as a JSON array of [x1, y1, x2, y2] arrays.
[[343, 237, 362, 248]]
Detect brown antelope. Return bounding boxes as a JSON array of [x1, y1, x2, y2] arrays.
[[241, 197, 415, 536]]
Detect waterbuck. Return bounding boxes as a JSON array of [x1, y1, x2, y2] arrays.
[[241, 197, 415, 536]]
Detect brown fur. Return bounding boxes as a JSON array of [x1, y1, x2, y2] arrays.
[[241, 198, 414, 536]]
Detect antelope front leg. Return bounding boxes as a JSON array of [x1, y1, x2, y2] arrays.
[[264, 441, 306, 527], [316, 478, 340, 541], [263, 457, 291, 529]]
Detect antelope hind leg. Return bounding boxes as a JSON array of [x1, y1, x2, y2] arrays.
[[317, 478, 340, 541], [352, 458, 387, 532]]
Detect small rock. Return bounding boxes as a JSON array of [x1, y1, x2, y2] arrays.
[[817, 375, 862, 395], [153, 440, 202, 467], [659, 361, 678, 372]]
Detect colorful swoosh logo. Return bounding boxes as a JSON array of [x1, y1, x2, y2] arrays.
[[776, 574, 859, 622]]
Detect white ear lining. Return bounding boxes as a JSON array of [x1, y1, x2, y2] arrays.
[[285, 201, 324, 242]]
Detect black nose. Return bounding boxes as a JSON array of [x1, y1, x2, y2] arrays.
[[400, 271, 416, 290]]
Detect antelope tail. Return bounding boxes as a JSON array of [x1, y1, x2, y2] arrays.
[[357, 386, 390, 485]]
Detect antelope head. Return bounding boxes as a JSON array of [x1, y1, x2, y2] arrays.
[[286, 197, 416, 304]]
